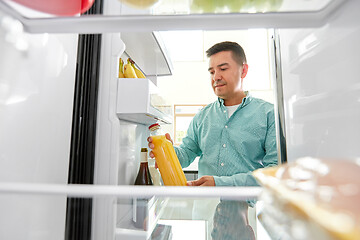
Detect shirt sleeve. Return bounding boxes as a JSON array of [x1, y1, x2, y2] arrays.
[[174, 115, 202, 168], [262, 108, 278, 168], [213, 108, 278, 187], [213, 172, 259, 186]]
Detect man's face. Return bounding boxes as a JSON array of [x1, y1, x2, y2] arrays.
[[208, 51, 247, 102]]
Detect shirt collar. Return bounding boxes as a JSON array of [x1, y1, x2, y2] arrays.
[[218, 91, 252, 107]]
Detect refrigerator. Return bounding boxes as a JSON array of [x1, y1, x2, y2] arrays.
[[0, 0, 359, 239]]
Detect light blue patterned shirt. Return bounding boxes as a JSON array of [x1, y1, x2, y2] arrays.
[[174, 94, 278, 186]]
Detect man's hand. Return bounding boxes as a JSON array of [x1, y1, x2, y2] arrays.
[[147, 133, 173, 167], [187, 176, 215, 186]]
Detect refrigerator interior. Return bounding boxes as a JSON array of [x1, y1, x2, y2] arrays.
[[0, 0, 360, 239]]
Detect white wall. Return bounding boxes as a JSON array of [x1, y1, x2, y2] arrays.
[[157, 29, 274, 106], [0, 13, 78, 240]]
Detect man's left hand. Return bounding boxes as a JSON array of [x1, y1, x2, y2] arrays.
[[187, 176, 215, 186]]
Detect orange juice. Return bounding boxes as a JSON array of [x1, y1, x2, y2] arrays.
[[151, 135, 187, 186]]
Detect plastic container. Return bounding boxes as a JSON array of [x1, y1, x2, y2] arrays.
[[149, 123, 187, 186], [148, 158, 162, 186]]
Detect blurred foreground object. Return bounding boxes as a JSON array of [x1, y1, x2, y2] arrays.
[[190, 0, 283, 13], [253, 157, 360, 240], [120, 0, 160, 9], [9, 0, 95, 16]]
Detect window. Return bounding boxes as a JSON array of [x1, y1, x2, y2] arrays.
[[173, 104, 206, 145]]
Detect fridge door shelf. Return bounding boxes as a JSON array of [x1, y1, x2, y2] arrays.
[[121, 32, 173, 77], [116, 197, 169, 240], [116, 78, 172, 125]]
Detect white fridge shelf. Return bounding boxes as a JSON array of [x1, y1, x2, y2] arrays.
[[116, 78, 172, 125], [116, 197, 169, 240], [0, 182, 262, 199]]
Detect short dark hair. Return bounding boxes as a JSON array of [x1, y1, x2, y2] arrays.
[[206, 41, 247, 65]]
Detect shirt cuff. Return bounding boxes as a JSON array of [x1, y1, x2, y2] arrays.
[[213, 174, 260, 187], [213, 176, 233, 186]]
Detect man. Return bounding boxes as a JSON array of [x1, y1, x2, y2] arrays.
[[148, 41, 278, 186]]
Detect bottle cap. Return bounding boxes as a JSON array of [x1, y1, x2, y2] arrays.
[[141, 148, 148, 152], [149, 123, 160, 131]]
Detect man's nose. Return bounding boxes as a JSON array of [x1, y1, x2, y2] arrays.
[[213, 71, 221, 81]]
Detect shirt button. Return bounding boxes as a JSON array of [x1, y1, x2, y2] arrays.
[[221, 163, 224, 166], [223, 110, 226, 113], [225, 125, 228, 128], [223, 144, 226, 148]]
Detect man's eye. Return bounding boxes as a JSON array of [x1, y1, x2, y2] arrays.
[[220, 68, 227, 71], [209, 71, 214, 75]]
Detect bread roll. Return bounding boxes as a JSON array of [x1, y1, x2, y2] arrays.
[[253, 157, 360, 240]]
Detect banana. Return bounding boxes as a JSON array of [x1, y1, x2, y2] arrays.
[[123, 58, 137, 78], [129, 58, 146, 78], [118, 58, 125, 78]]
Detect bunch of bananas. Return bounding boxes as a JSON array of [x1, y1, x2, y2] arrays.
[[118, 58, 146, 78]]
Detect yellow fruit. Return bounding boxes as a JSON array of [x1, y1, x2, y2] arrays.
[[118, 58, 125, 78], [124, 58, 137, 78], [134, 68, 146, 78], [120, 0, 160, 9], [129, 58, 146, 78]]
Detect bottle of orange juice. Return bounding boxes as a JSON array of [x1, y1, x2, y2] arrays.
[[148, 123, 187, 186]]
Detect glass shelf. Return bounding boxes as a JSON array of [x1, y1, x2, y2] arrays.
[[0, 0, 347, 33], [3, 0, 340, 17], [0, 182, 262, 239]]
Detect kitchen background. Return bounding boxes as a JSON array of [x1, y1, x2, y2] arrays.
[[156, 29, 274, 172]]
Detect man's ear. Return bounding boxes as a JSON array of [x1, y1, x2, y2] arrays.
[[241, 64, 248, 78]]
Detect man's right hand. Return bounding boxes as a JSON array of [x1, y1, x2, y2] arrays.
[[187, 176, 215, 186], [147, 133, 173, 158]]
